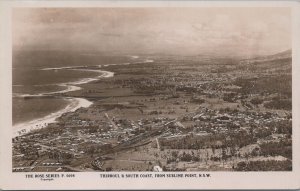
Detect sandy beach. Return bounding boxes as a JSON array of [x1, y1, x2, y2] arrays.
[[13, 97, 92, 137], [13, 66, 115, 137], [12, 57, 155, 137]]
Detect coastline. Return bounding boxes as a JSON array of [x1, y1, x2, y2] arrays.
[[14, 69, 114, 98], [12, 56, 152, 137], [13, 97, 92, 138], [13, 67, 115, 137]]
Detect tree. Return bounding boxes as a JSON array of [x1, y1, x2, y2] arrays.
[[222, 147, 227, 161]]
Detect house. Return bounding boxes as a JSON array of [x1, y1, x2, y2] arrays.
[[153, 165, 163, 172]]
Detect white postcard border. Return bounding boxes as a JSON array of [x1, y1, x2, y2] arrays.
[[1, 1, 300, 190]]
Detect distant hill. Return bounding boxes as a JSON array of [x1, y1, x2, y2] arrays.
[[270, 49, 292, 59], [241, 49, 291, 64]]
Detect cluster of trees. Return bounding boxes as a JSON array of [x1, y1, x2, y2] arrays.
[[149, 110, 163, 115], [85, 144, 112, 157], [176, 86, 198, 93], [166, 151, 200, 163], [234, 74, 291, 97], [265, 119, 292, 135], [259, 140, 292, 159], [48, 151, 73, 165], [160, 131, 256, 150], [23, 151, 39, 160], [180, 152, 200, 162], [160, 134, 223, 150], [250, 97, 264, 105], [253, 128, 272, 139], [223, 92, 237, 102], [264, 99, 292, 110], [235, 160, 292, 171], [190, 97, 205, 104], [128, 77, 175, 94]]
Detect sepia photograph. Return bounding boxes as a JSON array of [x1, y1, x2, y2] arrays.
[[1, 0, 300, 190], [11, 7, 293, 172]]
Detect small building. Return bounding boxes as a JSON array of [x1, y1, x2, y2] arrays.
[[153, 165, 163, 172]]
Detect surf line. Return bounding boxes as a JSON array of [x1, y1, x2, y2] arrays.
[[13, 57, 155, 137], [13, 66, 114, 137]]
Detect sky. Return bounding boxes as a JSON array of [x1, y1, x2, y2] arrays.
[[12, 7, 291, 57]]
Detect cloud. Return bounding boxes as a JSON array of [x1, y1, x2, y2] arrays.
[[12, 7, 291, 56]]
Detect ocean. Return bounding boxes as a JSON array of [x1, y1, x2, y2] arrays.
[[12, 50, 138, 136]]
